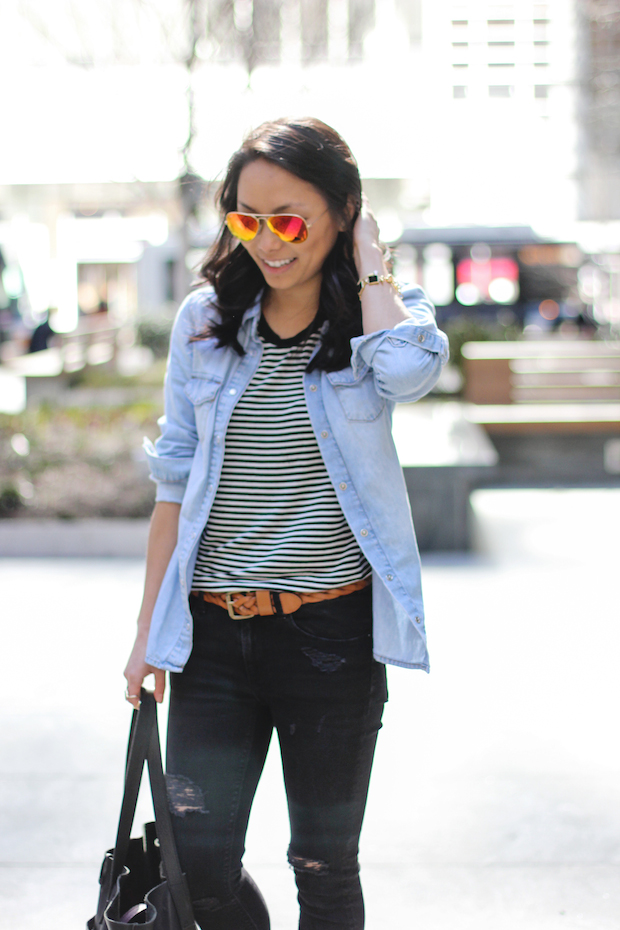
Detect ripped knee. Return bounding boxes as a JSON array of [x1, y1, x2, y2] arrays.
[[301, 646, 345, 673], [288, 851, 329, 874], [166, 773, 208, 818]]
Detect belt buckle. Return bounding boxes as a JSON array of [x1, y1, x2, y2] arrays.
[[225, 592, 256, 620]]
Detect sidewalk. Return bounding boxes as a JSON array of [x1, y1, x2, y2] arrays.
[[0, 489, 619, 929]]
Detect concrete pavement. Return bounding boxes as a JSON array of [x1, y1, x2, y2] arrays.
[[0, 488, 619, 929]]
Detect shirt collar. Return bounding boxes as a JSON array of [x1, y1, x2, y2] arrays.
[[239, 293, 329, 344]]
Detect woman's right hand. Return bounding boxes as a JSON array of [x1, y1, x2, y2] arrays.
[[124, 631, 166, 709], [124, 501, 180, 710]]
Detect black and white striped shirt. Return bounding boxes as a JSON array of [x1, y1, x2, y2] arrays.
[[192, 316, 371, 592]]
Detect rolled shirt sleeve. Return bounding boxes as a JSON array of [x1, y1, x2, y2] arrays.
[[143, 293, 206, 502], [350, 285, 449, 403]]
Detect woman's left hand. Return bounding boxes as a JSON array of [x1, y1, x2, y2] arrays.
[[352, 194, 410, 334], [352, 194, 385, 277]]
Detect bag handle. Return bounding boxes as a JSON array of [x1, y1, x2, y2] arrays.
[[111, 689, 195, 930], [111, 689, 156, 883], [145, 705, 195, 929]]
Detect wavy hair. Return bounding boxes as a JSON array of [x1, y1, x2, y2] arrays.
[[197, 117, 363, 372]]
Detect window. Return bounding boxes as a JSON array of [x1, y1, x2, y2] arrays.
[[348, 0, 374, 61], [489, 85, 513, 97], [487, 18, 515, 42], [534, 38, 550, 64], [452, 20, 468, 26], [489, 62, 515, 67], [488, 41, 515, 45], [301, 0, 328, 62], [452, 41, 468, 46], [534, 20, 548, 39], [534, 85, 549, 98], [252, 0, 282, 64], [453, 85, 467, 98], [453, 63, 468, 68]]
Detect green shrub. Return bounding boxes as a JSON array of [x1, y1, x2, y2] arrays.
[[0, 484, 22, 517], [443, 314, 521, 372], [136, 317, 174, 359]]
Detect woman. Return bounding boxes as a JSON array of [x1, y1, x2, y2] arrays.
[[124, 117, 449, 930]]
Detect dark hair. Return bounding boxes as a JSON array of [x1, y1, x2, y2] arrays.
[[197, 117, 362, 372]]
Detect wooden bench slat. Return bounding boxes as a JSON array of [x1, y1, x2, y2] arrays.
[[513, 386, 620, 402], [513, 372, 620, 387], [511, 357, 620, 372], [465, 401, 620, 433], [463, 341, 620, 360], [463, 340, 620, 405]]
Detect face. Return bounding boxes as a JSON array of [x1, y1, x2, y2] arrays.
[[235, 158, 343, 298]]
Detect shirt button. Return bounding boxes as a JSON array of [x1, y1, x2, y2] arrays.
[[415, 615, 422, 624], [228, 388, 237, 395], [417, 333, 425, 343], [339, 482, 347, 490], [208, 484, 213, 492], [386, 574, 393, 581], [321, 430, 328, 438], [215, 435, 221, 444], [310, 385, 317, 392], [360, 529, 368, 537]]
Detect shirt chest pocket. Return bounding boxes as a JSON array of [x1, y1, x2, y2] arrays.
[[184, 376, 222, 438], [326, 369, 385, 421]]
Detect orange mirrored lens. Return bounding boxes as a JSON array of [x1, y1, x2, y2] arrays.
[[226, 213, 260, 241], [267, 214, 308, 243]]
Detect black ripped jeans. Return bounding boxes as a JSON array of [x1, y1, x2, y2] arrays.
[[166, 585, 387, 930]]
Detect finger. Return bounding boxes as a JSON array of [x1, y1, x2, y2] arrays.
[[153, 668, 166, 704], [123, 673, 143, 709]]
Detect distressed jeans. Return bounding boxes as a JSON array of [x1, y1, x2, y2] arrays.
[[166, 585, 388, 930]]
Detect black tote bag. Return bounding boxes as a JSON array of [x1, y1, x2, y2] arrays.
[[87, 689, 196, 929]]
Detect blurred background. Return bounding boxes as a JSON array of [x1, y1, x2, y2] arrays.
[[0, 0, 619, 525], [1, 4, 620, 929]]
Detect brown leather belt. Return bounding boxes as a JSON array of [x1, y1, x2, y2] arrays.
[[191, 578, 371, 619]]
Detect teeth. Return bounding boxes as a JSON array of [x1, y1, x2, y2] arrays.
[[264, 258, 294, 268]]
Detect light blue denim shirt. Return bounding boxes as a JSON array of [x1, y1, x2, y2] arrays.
[[143, 284, 449, 672]]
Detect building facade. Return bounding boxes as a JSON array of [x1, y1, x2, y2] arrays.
[[576, 0, 620, 220], [419, 0, 579, 229]]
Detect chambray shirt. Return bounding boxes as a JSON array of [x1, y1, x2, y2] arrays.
[[143, 285, 449, 672]]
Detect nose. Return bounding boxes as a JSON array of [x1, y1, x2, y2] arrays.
[[256, 220, 284, 251]]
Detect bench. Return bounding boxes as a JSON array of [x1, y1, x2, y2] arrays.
[[392, 402, 498, 550], [393, 397, 620, 551], [464, 402, 620, 485], [2, 324, 121, 406], [462, 340, 620, 405], [458, 340, 620, 488]]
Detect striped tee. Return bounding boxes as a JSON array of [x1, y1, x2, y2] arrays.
[[192, 315, 371, 592]]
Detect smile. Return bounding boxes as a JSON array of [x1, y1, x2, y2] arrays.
[[262, 257, 296, 268]]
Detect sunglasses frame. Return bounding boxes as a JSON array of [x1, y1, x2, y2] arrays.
[[225, 210, 328, 244]]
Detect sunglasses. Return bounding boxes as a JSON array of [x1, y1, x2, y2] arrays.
[[225, 210, 326, 244]]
